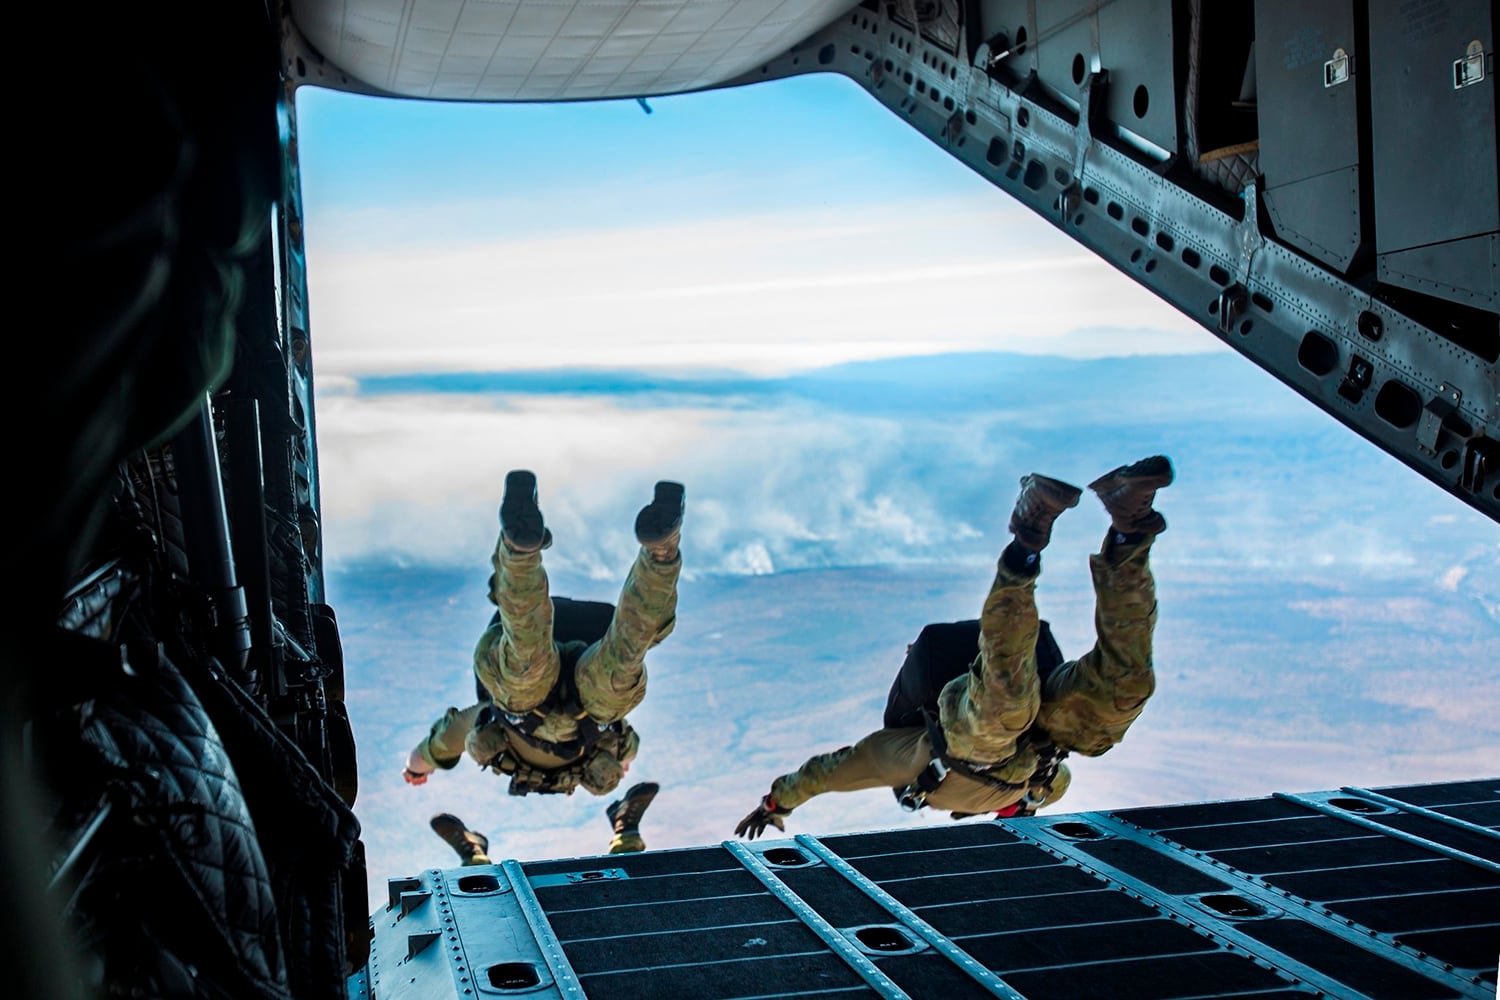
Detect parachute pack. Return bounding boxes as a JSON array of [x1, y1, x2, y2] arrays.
[[472, 595, 616, 705], [884, 618, 1070, 814], [882, 618, 1066, 731]]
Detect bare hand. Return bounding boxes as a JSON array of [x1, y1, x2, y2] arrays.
[[402, 748, 434, 786]]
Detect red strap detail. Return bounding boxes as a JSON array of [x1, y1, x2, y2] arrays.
[[993, 802, 1024, 818]]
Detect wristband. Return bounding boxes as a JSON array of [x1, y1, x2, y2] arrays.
[[763, 794, 790, 816]]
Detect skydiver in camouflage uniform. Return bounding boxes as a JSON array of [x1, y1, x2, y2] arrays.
[[403, 471, 683, 800], [735, 456, 1172, 838], [428, 781, 662, 865]]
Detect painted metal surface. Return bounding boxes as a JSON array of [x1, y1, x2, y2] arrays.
[[356, 779, 1499, 998], [727, 840, 911, 998], [795, 833, 1028, 999]]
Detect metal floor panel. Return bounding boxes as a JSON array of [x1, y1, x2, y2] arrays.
[[357, 779, 1500, 999]]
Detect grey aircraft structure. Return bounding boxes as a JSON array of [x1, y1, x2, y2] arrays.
[[14, 1, 1497, 999]]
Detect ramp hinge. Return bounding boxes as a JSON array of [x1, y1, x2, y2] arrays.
[[1217, 285, 1248, 334]]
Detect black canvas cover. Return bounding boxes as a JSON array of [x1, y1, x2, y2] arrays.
[[882, 619, 1065, 730]]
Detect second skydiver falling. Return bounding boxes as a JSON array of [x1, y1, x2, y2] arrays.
[[735, 456, 1174, 838]]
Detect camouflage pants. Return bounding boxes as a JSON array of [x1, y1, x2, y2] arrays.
[[474, 542, 680, 724], [939, 537, 1156, 765]]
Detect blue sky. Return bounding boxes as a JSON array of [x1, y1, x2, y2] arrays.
[[291, 74, 1498, 904], [295, 73, 1218, 379]]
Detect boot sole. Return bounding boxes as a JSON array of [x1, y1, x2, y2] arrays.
[[607, 781, 660, 826], [635, 483, 685, 544], [430, 814, 489, 857], [1088, 456, 1172, 536], [1021, 474, 1084, 510], [500, 470, 547, 551], [1088, 455, 1174, 493], [1008, 475, 1083, 551]]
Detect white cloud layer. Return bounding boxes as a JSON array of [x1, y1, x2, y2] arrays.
[[306, 195, 1215, 377], [315, 359, 1498, 586]]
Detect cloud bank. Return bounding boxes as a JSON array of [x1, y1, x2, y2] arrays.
[[315, 352, 1496, 585]]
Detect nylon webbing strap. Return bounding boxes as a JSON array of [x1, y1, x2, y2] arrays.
[[923, 709, 1028, 794]]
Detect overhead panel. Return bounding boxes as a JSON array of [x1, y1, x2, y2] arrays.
[[1255, 0, 1368, 274], [976, 0, 1175, 156], [286, 0, 863, 100], [1094, 0, 1176, 155], [1368, 0, 1498, 310]]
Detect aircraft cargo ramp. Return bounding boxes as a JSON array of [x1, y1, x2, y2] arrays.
[[351, 778, 1499, 1000]]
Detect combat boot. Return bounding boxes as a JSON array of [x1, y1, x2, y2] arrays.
[[605, 781, 659, 837], [635, 482, 685, 562], [1008, 474, 1083, 551], [1089, 455, 1174, 536], [500, 469, 551, 553], [429, 813, 491, 866]]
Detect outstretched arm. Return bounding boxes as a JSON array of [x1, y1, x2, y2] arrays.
[[733, 728, 930, 838], [401, 703, 487, 785]]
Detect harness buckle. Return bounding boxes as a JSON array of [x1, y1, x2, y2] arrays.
[[896, 786, 926, 811], [896, 756, 952, 812]]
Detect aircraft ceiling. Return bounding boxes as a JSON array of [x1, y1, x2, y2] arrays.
[[285, 0, 861, 100]]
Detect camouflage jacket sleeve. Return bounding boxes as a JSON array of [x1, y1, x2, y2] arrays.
[[414, 702, 487, 769], [769, 727, 930, 811]]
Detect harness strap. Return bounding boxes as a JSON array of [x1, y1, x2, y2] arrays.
[[895, 709, 1068, 812], [499, 705, 616, 760], [487, 750, 587, 796], [472, 703, 624, 796], [476, 640, 617, 761]]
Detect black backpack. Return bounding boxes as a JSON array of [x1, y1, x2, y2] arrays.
[[882, 619, 1065, 730]]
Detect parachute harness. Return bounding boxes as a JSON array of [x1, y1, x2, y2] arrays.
[[894, 708, 1069, 813], [472, 701, 627, 797]]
